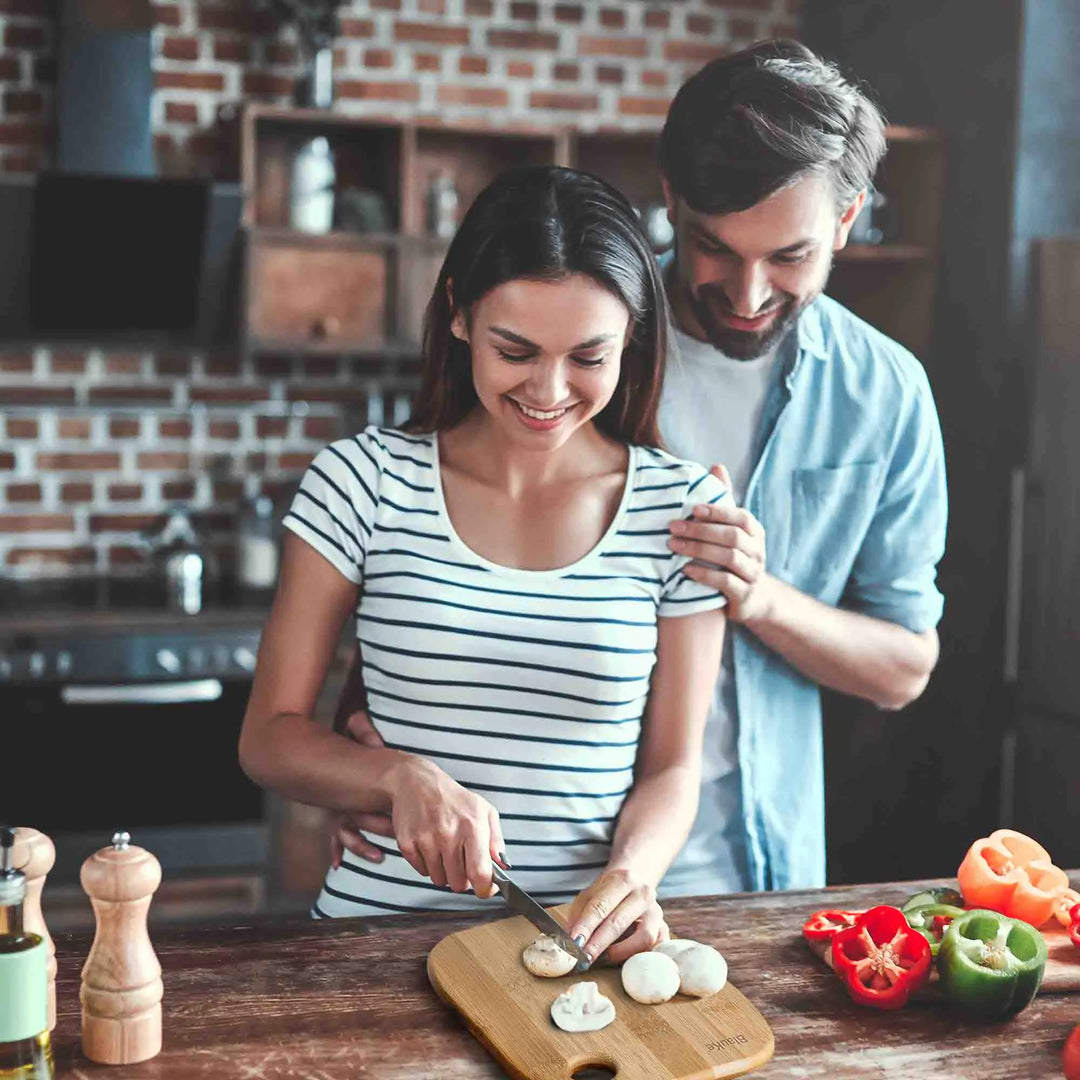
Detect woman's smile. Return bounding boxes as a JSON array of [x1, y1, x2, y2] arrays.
[[507, 396, 578, 430]]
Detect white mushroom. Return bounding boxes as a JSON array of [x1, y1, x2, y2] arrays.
[[550, 982, 616, 1032], [652, 938, 700, 960], [620, 951, 680, 1004], [522, 934, 579, 978], [673, 943, 728, 997]]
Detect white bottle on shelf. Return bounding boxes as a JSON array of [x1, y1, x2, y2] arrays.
[[291, 136, 336, 235]]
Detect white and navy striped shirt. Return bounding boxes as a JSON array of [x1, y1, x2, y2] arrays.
[[284, 425, 728, 918]]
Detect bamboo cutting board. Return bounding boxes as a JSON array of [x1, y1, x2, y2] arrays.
[[427, 904, 774, 1080]]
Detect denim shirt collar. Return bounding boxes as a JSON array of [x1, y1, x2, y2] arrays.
[[796, 299, 830, 364]]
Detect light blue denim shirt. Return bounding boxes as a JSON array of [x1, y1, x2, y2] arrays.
[[720, 293, 947, 891]]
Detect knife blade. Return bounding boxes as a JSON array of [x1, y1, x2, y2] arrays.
[[491, 866, 591, 970]]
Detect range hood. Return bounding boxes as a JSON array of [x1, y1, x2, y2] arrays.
[[56, 0, 155, 177], [0, 0, 241, 348]]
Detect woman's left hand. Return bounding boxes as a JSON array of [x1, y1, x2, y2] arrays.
[[564, 867, 669, 966]]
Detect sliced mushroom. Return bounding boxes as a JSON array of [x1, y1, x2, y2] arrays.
[[620, 950, 681, 1004], [523, 934, 579, 978], [550, 981, 616, 1032], [652, 938, 700, 960], [673, 943, 728, 997]]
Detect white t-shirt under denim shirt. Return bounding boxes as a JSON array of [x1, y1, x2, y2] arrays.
[[656, 327, 787, 899], [284, 426, 728, 917]]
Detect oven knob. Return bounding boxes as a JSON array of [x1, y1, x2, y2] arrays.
[[188, 646, 206, 672], [56, 650, 72, 677], [232, 646, 256, 673], [28, 652, 46, 678], [156, 648, 182, 675], [212, 645, 230, 671], [0, 656, 10, 681]]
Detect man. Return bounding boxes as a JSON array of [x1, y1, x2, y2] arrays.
[[328, 39, 947, 894]]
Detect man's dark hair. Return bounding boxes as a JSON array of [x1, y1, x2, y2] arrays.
[[659, 39, 887, 215]]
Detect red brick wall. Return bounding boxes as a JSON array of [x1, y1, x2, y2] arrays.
[[0, 0, 801, 577]]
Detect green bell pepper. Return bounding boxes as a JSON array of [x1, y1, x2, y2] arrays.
[[938, 909, 1047, 1019], [901, 886, 964, 913], [904, 903, 966, 958]]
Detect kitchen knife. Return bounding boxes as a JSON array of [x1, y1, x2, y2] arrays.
[[491, 866, 591, 970]]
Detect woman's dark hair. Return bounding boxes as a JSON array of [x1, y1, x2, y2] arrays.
[[659, 39, 887, 215], [405, 165, 668, 448]]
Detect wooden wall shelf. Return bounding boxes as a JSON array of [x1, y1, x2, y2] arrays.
[[239, 108, 943, 362]]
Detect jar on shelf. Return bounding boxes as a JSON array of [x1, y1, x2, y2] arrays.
[[427, 169, 459, 240], [236, 495, 280, 592], [290, 136, 336, 235]]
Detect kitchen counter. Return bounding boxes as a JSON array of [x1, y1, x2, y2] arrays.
[[49, 875, 1079, 1079]]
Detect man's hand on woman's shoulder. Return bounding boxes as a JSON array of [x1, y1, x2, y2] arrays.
[[667, 463, 774, 624]]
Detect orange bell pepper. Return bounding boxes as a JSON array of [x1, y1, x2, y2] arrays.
[[956, 829, 1069, 926]]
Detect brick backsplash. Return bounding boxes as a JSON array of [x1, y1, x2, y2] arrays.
[[0, 0, 801, 577], [0, 348, 418, 575]]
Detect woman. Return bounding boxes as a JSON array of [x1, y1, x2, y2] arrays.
[[238, 166, 728, 965]]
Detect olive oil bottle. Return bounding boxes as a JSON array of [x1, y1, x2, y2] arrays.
[[0, 827, 52, 1079]]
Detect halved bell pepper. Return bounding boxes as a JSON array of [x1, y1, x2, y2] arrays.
[[903, 902, 965, 958], [901, 886, 964, 913], [831, 905, 932, 1010], [802, 909, 864, 943], [956, 829, 1069, 926], [938, 908, 1047, 1018], [1069, 904, 1080, 951], [1053, 887, 1080, 927]]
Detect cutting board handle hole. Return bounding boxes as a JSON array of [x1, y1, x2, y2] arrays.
[[570, 1066, 616, 1080]]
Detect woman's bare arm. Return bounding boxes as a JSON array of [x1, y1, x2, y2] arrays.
[[565, 606, 726, 961], [238, 533, 414, 813], [606, 607, 726, 886]]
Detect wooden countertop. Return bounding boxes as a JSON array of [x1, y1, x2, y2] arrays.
[[50, 876, 1079, 1079]]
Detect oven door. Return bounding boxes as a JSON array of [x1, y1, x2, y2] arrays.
[[4, 677, 264, 840]]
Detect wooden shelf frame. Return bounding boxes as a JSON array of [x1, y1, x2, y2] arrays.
[[238, 106, 944, 361]]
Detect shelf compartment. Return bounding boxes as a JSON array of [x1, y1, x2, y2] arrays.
[[245, 229, 398, 353]]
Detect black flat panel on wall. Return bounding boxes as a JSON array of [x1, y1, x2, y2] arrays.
[[31, 174, 209, 334], [0, 179, 241, 348]]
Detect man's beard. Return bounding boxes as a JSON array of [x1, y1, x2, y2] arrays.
[[686, 286, 806, 360], [682, 253, 832, 360]]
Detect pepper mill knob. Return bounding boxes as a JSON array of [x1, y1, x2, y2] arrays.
[[12, 827, 57, 1032], [80, 831, 163, 1064]]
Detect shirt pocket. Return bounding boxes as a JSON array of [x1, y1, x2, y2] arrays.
[[783, 461, 884, 595]]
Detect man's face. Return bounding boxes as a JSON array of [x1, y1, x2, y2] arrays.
[[663, 173, 863, 360]]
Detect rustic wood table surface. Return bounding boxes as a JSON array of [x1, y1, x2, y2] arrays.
[[49, 875, 1079, 1080]]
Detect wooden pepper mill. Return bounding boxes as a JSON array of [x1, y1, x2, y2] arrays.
[[80, 831, 163, 1065], [12, 827, 56, 1032]]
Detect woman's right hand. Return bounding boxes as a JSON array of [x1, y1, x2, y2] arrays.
[[387, 756, 507, 899]]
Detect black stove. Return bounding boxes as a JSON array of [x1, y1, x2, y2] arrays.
[[0, 576, 273, 887], [0, 576, 270, 684]]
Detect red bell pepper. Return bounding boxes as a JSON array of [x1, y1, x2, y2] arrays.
[[1068, 903, 1080, 950], [831, 905, 933, 1010], [802, 909, 864, 943]]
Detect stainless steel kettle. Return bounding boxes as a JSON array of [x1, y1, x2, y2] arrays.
[[144, 508, 214, 614]]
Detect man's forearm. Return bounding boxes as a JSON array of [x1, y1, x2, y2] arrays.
[[744, 574, 938, 710], [606, 764, 700, 889]]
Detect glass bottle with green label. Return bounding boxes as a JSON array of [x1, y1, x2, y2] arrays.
[[0, 827, 52, 1079]]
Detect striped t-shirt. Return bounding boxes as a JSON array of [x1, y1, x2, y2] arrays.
[[284, 425, 728, 918]]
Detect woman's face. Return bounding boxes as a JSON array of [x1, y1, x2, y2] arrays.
[[451, 273, 632, 450]]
